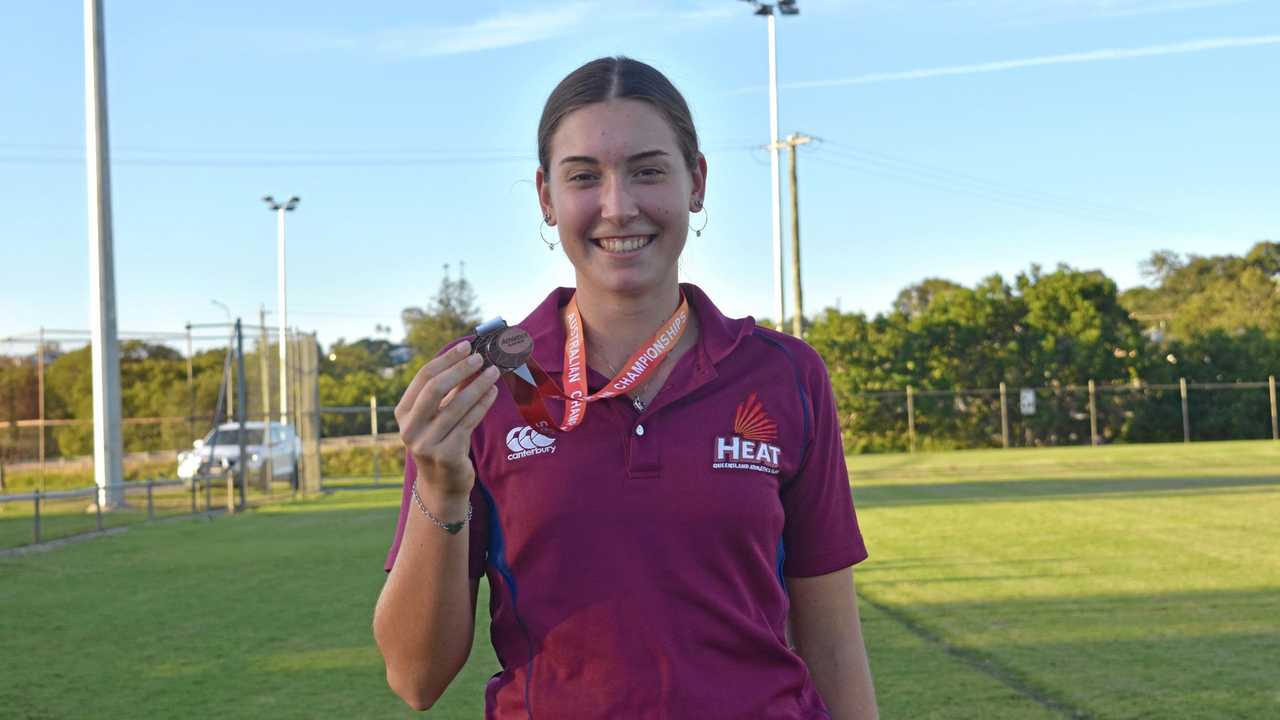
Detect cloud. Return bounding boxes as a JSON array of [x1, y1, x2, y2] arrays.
[[288, 1, 742, 60], [940, 0, 1250, 24], [730, 34, 1280, 92], [370, 4, 597, 58]]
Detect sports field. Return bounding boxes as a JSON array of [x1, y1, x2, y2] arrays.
[[1, 440, 1276, 718]]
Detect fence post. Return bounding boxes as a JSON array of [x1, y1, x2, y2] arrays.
[[1088, 379, 1099, 447], [906, 386, 916, 453], [1180, 377, 1191, 443], [147, 478, 154, 521], [1270, 375, 1277, 441], [95, 488, 103, 532], [33, 489, 41, 545], [371, 394, 380, 486], [999, 382, 1009, 449], [205, 475, 213, 518]]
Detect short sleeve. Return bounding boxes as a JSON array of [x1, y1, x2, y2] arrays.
[[383, 450, 490, 579], [779, 362, 868, 577]]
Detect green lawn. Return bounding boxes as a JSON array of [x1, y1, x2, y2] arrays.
[[848, 440, 1280, 719], [1, 440, 1276, 718]]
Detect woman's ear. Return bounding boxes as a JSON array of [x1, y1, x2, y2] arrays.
[[535, 165, 555, 225], [689, 152, 708, 211]]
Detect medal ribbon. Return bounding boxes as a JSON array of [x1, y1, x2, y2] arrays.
[[504, 291, 691, 433]]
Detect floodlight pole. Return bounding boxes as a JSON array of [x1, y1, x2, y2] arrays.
[[766, 11, 784, 332], [84, 0, 124, 508], [263, 195, 299, 426], [744, 1, 798, 331]]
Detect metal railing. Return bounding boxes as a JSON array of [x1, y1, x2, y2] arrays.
[[0, 473, 239, 548]]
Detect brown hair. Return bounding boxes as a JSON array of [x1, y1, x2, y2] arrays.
[[537, 57, 700, 175]]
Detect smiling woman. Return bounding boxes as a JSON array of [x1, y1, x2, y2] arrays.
[[374, 56, 878, 719]]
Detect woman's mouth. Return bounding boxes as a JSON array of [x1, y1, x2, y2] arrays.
[[592, 234, 655, 254]]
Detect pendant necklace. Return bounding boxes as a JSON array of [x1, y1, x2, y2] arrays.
[[595, 352, 651, 413]]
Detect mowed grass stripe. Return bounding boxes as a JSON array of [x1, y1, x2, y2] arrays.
[[3, 441, 1276, 718], [850, 440, 1280, 720], [3, 489, 1059, 718], [0, 490, 501, 719]]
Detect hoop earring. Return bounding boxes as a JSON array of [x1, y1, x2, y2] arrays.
[[539, 215, 558, 251], [691, 204, 708, 238]]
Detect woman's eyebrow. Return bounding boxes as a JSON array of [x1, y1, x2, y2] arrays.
[[558, 149, 670, 165]]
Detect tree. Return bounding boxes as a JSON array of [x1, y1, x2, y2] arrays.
[[1122, 241, 1280, 341], [401, 269, 482, 364]]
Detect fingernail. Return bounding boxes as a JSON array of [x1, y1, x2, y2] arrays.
[[485, 365, 500, 378], [456, 341, 470, 355], [467, 353, 484, 366]]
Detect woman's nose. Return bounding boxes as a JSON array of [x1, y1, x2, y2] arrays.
[[599, 175, 639, 225]]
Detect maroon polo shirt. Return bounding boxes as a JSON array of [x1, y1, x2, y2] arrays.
[[386, 283, 867, 719]]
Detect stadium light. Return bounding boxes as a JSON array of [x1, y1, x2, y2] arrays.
[[262, 194, 300, 425], [740, 1, 799, 331]]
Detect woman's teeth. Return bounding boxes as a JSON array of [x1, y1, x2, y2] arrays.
[[597, 235, 653, 253]]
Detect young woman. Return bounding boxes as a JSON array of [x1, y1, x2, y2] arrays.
[[374, 57, 877, 719]]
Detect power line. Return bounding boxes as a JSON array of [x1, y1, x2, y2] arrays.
[[805, 148, 1164, 230], [0, 142, 758, 168], [817, 139, 1160, 222]]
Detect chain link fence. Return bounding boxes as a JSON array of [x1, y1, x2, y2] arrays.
[[846, 377, 1279, 452]]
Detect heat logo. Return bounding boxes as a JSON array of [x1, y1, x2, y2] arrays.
[[506, 425, 556, 461], [713, 393, 781, 475]]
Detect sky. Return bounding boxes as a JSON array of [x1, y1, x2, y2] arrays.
[[1, 0, 1277, 354]]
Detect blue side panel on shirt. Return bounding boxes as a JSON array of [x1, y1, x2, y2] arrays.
[[776, 536, 788, 592], [475, 482, 537, 719]]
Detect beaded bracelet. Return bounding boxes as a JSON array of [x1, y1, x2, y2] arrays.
[[411, 480, 472, 535]]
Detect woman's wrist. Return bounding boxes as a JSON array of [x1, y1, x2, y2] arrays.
[[412, 480, 473, 535]]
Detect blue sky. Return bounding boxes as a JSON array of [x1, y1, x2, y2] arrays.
[[2, 0, 1277, 352]]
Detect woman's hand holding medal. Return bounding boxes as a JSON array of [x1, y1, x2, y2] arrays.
[[395, 341, 500, 498]]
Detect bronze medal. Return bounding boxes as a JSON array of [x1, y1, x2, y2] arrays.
[[474, 320, 534, 372]]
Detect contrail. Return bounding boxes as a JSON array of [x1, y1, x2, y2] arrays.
[[750, 34, 1280, 92]]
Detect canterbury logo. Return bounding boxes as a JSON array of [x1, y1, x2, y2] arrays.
[[713, 393, 781, 474], [505, 425, 556, 461]]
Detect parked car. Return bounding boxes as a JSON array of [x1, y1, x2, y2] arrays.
[[176, 421, 302, 488]]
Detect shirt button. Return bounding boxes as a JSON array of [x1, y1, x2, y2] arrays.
[[634, 424, 645, 436]]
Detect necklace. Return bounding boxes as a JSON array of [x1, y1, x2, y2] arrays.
[[594, 351, 651, 413]]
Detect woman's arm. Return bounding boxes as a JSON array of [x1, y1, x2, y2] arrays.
[[373, 344, 499, 710], [373, 493, 481, 710], [788, 566, 879, 720]]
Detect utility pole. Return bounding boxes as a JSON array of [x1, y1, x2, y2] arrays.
[[84, 0, 124, 508], [37, 327, 45, 492], [773, 132, 812, 337], [259, 305, 273, 492], [234, 318, 248, 509], [185, 322, 194, 440]]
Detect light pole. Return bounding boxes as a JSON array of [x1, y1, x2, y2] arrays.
[[262, 195, 299, 426], [741, 0, 798, 331], [85, 0, 124, 509]]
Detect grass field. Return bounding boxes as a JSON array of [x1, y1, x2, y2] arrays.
[[1, 440, 1276, 718]]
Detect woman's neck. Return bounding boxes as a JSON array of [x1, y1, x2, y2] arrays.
[[573, 280, 683, 369]]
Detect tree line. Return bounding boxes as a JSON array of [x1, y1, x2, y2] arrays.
[[2, 242, 1276, 461]]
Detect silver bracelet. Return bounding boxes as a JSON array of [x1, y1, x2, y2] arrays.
[[411, 480, 472, 535]]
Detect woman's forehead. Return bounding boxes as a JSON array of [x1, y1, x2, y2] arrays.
[[550, 99, 680, 162]]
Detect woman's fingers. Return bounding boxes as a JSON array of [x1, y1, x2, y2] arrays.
[[416, 352, 486, 415], [395, 341, 471, 420], [450, 385, 500, 439], [423, 365, 501, 444]]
